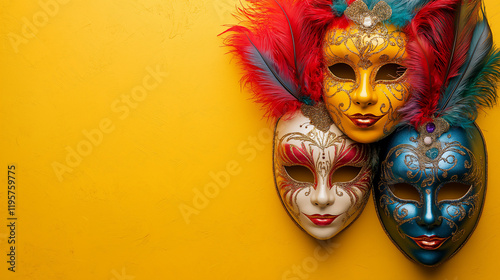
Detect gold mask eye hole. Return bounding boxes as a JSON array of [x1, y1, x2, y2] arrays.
[[330, 166, 362, 183], [328, 63, 356, 81], [437, 182, 471, 202], [389, 183, 420, 202], [375, 63, 407, 81], [284, 165, 315, 183]]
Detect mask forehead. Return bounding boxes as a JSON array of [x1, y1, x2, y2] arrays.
[[375, 122, 486, 266], [383, 128, 484, 188], [324, 24, 407, 70], [323, 23, 410, 143], [273, 110, 373, 240]]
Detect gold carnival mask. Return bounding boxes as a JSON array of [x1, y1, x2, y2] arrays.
[[323, 22, 409, 143]]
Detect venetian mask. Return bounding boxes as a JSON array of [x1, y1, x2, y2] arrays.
[[323, 6, 410, 143], [374, 118, 486, 266], [273, 105, 374, 239]]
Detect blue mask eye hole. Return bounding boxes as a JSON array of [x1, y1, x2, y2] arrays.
[[437, 182, 471, 202], [331, 166, 362, 183], [389, 183, 420, 202], [284, 165, 315, 183]]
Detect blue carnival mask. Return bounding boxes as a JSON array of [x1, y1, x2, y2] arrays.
[[374, 118, 486, 266]]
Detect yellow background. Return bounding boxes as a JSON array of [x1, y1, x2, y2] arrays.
[[1, 0, 499, 279]]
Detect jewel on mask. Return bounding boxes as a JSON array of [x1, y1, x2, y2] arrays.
[[363, 16, 373, 28], [425, 148, 439, 159], [426, 122, 436, 133], [416, 118, 450, 150]]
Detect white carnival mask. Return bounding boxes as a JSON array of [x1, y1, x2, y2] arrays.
[[273, 105, 374, 239]]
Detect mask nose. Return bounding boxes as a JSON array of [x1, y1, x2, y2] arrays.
[[310, 179, 334, 207], [417, 191, 442, 229], [352, 72, 378, 107]]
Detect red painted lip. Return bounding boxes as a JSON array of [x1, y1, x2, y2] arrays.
[[305, 214, 339, 226], [347, 114, 382, 128], [409, 235, 449, 250]]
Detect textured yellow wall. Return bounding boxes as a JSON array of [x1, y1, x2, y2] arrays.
[[1, 0, 499, 279]]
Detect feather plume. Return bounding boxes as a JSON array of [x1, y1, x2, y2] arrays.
[[388, 0, 432, 27], [400, 0, 460, 126], [401, 0, 500, 128], [362, 0, 432, 27], [437, 10, 499, 127], [328, 0, 433, 27], [223, 0, 321, 119], [440, 19, 500, 127]]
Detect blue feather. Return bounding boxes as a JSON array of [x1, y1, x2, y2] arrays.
[[245, 36, 299, 100]]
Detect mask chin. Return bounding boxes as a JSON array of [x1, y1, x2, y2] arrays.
[[374, 120, 486, 266], [273, 108, 374, 240]]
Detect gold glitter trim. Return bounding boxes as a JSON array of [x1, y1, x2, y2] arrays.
[[345, 0, 392, 31], [301, 103, 334, 133]]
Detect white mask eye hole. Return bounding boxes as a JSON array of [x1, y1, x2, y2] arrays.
[[330, 166, 362, 183], [375, 63, 407, 81], [437, 182, 471, 202], [328, 63, 356, 81], [284, 165, 315, 183], [389, 183, 420, 202]]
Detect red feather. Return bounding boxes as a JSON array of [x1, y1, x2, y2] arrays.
[[402, 0, 481, 126], [300, 0, 352, 105], [222, 0, 324, 119]]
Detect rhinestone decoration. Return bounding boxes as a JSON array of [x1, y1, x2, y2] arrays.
[[426, 122, 436, 133]]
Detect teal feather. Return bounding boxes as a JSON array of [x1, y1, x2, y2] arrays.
[[330, 1, 348, 16], [442, 48, 500, 127], [330, 0, 431, 27], [437, 16, 498, 127], [383, 0, 430, 27]]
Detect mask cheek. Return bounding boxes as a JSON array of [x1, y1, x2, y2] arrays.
[[439, 199, 480, 242], [323, 79, 355, 121], [291, 187, 316, 216], [380, 195, 421, 234], [275, 174, 312, 216], [377, 82, 408, 109], [336, 187, 356, 213], [339, 182, 369, 215]]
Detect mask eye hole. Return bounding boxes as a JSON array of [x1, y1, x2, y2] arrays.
[[330, 166, 362, 183], [389, 183, 420, 202], [328, 63, 356, 81], [284, 165, 315, 183], [375, 63, 407, 81], [438, 182, 471, 201]]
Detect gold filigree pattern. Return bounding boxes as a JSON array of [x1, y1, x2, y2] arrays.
[[324, 24, 406, 71], [378, 120, 484, 242], [345, 0, 392, 32], [301, 103, 334, 133], [274, 124, 371, 219], [322, 23, 410, 143]]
